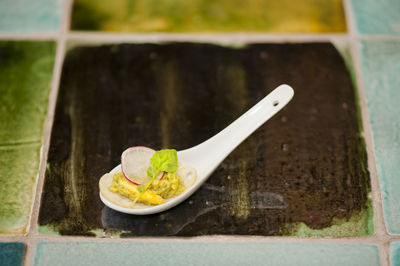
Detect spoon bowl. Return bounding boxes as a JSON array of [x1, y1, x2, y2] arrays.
[[100, 84, 294, 215]]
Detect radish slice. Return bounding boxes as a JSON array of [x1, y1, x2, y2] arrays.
[[121, 146, 164, 185]]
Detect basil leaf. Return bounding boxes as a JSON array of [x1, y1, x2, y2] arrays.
[[147, 164, 158, 178]]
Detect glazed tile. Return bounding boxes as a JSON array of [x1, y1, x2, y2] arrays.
[[39, 42, 372, 237], [0, 242, 25, 266], [0, 41, 56, 144], [71, 0, 346, 32], [391, 242, 400, 266], [350, 0, 400, 35], [0, 144, 42, 234], [359, 40, 400, 234], [0, 41, 55, 234], [34, 241, 380, 266], [0, 0, 61, 33]]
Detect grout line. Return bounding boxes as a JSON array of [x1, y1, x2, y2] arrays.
[[27, 5, 68, 238], [0, 140, 41, 147], [0, 234, 393, 244], [0, 34, 58, 40], [4, 233, 400, 245], [2, 230, 400, 242], [382, 240, 392, 266], [343, 0, 390, 265], [24, 0, 73, 265], [66, 31, 348, 44], [344, 0, 388, 239], [24, 239, 37, 266], [1, 32, 398, 42]]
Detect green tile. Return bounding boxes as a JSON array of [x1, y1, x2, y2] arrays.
[[350, 0, 400, 35], [0, 42, 55, 234], [0, 0, 61, 33], [34, 242, 380, 266], [359, 40, 400, 234], [0, 143, 41, 234], [0, 41, 55, 144], [71, 0, 346, 32]]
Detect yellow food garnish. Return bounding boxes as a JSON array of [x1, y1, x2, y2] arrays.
[[150, 172, 185, 199], [109, 172, 164, 205]]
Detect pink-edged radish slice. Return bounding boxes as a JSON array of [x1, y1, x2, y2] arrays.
[[121, 146, 164, 185]]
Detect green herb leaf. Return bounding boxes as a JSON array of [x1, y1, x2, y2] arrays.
[[149, 149, 178, 175], [147, 164, 158, 179], [133, 149, 178, 207]]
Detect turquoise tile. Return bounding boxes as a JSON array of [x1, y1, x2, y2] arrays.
[[391, 242, 400, 266], [34, 241, 380, 266], [359, 40, 400, 234], [0, 0, 61, 33], [350, 0, 400, 35], [0, 242, 25, 266]]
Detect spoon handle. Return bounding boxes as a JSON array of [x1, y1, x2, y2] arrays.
[[179, 84, 294, 178]]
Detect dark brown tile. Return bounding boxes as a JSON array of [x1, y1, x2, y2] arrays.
[[38, 42, 371, 236]]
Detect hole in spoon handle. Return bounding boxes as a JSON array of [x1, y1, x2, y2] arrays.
[[189, 84, 294, 173]]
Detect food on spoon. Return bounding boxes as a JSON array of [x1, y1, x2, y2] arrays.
[[149, 172, 185, 199], [100, 172, 165, 206], [121, 146, 165, 185], [99, 147, 197, 208]]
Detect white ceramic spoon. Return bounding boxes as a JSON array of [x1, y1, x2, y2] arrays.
[[100, 84, 294, 215]]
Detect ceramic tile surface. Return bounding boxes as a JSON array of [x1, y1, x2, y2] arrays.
[[2, 0, 400, 264], [350, 0, 400, 35], [0, 0, 61, 33], [391, 242, 400, 266], [0, 242, 25, 266], [38, 42, 372, 237], [34, 241, 380, 266], [359, 40, 400, 235], [0, 144, 42, 234], [71, 0, 346, 32], [0, 41, 55, 234], [0, 42, 56, 144]]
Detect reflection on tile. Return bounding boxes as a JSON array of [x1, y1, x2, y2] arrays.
[[0, 242, 25, 266], [71, 0, 346, 33], [0, 0, 61, 33], [350, 0, 400, 35], [0, 41, 55, 235], [0, 41, 56, 144], [34, 241, 380, 266], [39, 43, 371, 237], [359, 40, 400, 234]]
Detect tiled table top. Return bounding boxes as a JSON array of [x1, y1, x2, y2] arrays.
[[0, 0, 400, 265]]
